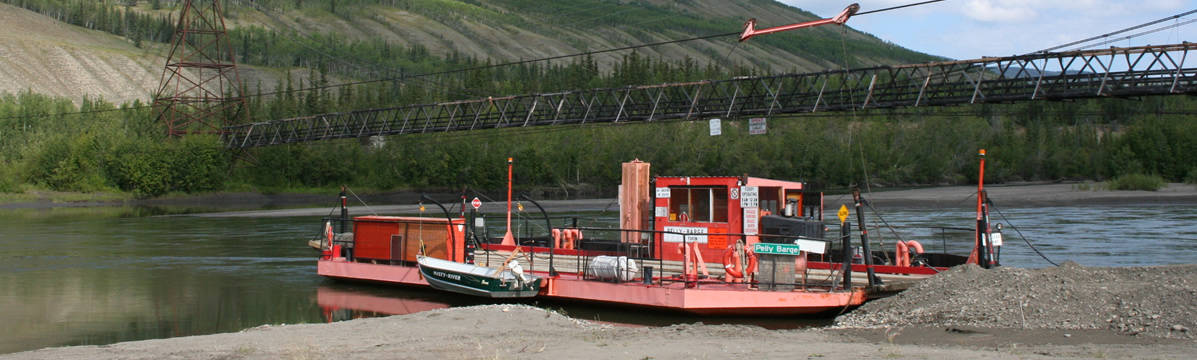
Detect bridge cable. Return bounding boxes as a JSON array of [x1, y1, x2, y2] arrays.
[[856, 0, 947, 16], [1032, 9, 1197, 54], [1072, 18, 1197, 51]]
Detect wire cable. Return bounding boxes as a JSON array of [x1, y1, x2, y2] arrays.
[[856, 0, 948, 16], [987, 197, 1059, 266], [1072, 18, 1197, 51], [1033, 9, 1197, 54]]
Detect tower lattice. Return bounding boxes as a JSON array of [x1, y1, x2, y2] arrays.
[[153, 0, 247, 137]]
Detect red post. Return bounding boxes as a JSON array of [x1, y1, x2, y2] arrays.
[[969, 149, 987, 265], [977, 149, 985, 222], [501, 157, 516, 246]]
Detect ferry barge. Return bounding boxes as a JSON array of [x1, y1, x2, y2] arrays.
[[316, 160, 968, 315]]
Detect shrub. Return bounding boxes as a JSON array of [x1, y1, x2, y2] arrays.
[[1106, 173, 1166, 191], [22, 133, 111, 192], [0, 164, 16, 193], [168, 137, 229, 193], [1186, 168, 1197, 185], [106, 141, 171, 198]]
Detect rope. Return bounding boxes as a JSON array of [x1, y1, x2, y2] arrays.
[[987, 197, 1059, 266]]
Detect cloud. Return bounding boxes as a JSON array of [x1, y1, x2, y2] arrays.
[[775, 0, 1194, 59], [961, 0, 1036, 23]]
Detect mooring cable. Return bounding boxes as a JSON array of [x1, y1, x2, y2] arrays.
[[343, 186, 378, 216], [987, 197, 1060, 266]]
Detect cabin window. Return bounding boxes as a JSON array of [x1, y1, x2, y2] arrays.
[[668, 187, 729, 223]]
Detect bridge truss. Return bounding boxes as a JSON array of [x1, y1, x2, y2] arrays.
[[223, 43, 1196, 148]]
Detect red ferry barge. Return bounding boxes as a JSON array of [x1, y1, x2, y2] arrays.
[[316, 160, 965, 315]]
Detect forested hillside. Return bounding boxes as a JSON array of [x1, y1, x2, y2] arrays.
[[0, 0, 937, 103], [0, 0, 1193, 200]]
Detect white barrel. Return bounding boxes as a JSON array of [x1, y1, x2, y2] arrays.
[[588, 256, 639, 281]]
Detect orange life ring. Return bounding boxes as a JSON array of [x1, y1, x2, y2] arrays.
[[722, 247, 758, 279], [895, 240, 925, 267], [906, 240, 924, 254]]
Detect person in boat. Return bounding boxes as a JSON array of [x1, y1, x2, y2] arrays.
[[507, 259, 528, 283]]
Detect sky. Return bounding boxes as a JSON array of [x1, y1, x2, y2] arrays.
[[777, 0, 1196, 60]]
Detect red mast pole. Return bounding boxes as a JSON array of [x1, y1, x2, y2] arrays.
[[969, 149, 987, 265], [501, 157, 516, 246], [977, 149, 985, 222]]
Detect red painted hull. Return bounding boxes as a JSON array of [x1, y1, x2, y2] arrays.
[[806, 261, 946, 276], [318, 258, 867, 316]]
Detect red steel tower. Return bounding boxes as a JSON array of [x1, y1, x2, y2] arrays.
[[153, 0, 247, 137]]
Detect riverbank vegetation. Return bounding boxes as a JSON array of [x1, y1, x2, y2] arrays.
[[1, 87, 1194, 199]]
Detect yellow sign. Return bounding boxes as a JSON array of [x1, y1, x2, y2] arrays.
[[837, 205, 850, 223]]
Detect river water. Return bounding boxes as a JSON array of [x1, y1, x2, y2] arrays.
[[0, 204, 1194, 354]]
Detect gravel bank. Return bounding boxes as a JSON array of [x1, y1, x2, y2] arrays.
[[6, 304, 1193, 360], [836, 262, 1197, 339]]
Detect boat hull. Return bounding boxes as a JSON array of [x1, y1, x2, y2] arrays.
[[418, 258, 542, 298], [319, 258, 865, 315]]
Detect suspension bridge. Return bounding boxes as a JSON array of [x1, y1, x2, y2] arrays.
[[221, 43, 1197, 149]]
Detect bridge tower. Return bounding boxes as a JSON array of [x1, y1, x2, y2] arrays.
[[153, 0, 247, 137]]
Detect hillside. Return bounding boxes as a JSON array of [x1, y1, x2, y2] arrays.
[[0, 0, 939, 105], [0, 3, 311, 106], [0, 3, 160, 105]]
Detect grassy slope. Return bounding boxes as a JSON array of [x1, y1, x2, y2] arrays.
[[0, 3, 316, 106]]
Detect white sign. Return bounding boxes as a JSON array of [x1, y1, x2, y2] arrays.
[[740, 186, 759, 208], [663, 226, 708, 243], [743, 207, 759, 235], [729, 188, 739, 200], [655, 206, 668, 218], [793, 239, 828, 254], [749, 118, 767, 135], [471, 197, 482, 209], [991, 233, 1003, 247], [709, 118, 722, 136], [655, 187, 671, 198]]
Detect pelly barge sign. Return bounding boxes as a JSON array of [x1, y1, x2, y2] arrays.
[[753, 240, 828, 255]]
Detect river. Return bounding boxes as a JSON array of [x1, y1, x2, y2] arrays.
[[0, 203, 1194, 354]]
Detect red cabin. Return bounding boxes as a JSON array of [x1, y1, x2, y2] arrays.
[[352, 216, 466, 263], [652, 176, 821, 262]]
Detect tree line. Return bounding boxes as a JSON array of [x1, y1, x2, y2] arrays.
[[2, 87, 1194, 198]]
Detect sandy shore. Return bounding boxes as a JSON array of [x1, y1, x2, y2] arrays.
[[3, 305, 1191, 360]]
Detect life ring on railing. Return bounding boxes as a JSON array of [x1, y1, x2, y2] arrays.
[[895, 240, 925, 267], [559, 229, 580, 250], [722, 247, 758, 279]]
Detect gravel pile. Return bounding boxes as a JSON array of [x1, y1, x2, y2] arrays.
[[835, 262, 1197, 339]]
